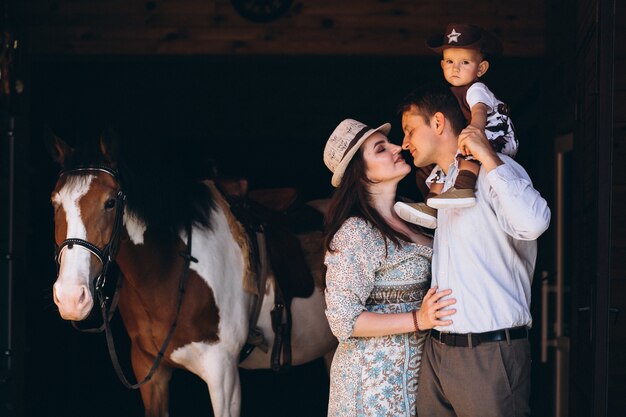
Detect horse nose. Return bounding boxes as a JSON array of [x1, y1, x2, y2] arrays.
[[53, 282, 93, 320]]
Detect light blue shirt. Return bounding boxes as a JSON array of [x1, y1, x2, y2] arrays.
[[433, 154, 551, 333]]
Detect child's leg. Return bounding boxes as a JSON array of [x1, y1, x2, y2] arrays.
[[428, 182, 444, 197], [454, 158, 480, 190], [425, 167, 445, 197], [426, 157, 478, 209], [393, 166, 442, 229]]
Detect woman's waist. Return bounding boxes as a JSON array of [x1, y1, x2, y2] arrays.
[[366, 281, 430, 305]]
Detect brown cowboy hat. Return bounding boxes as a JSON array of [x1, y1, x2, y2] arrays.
[[426, 23, 503, 57]]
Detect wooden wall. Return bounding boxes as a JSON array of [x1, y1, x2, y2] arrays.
[[568, 0, 624, 415], [567, 0, 597, 414], [610, 0, 626, 413], [16, 0, 545, 56]]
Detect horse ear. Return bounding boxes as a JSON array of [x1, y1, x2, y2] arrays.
[[99, 130, 119, 164], [45, 130, 74, 167]]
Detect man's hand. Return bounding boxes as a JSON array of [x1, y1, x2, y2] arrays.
[[458, 126, 503, 172]]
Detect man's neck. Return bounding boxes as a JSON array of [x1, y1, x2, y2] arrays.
[[438, 151, 458, 176]]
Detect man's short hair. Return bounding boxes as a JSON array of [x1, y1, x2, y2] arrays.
[[397, 83, 466, 136]]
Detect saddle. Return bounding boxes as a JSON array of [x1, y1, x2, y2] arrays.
[[215, 177, 323, 295], [214, 177, 324, 372]]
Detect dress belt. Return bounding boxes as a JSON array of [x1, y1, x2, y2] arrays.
[[430, 326, 529, 347]]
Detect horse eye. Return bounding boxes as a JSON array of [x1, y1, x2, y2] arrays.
[[104, 199, 116, 210]]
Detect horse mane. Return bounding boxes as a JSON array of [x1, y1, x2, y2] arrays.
[[61, 137, 216, 238]]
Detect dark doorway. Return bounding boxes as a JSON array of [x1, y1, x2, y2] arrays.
[[20, 55, 549, 417]]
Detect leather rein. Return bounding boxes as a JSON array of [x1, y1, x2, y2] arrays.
[[55, 166, 197, 389]]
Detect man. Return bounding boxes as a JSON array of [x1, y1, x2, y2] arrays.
[[399, 83, 551, 417]]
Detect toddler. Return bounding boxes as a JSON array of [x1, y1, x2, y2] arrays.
[[395, 23, 518, 228]]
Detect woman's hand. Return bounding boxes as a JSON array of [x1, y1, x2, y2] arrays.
[[416, 287, 456, 330], [350, 287, 455, 337]]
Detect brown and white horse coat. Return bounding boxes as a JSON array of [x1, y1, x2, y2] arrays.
[[50, 136, 336, 417]]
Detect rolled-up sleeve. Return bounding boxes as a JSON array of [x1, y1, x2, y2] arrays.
[[486, 156, 551, 240], [324, 218, 377, 342]]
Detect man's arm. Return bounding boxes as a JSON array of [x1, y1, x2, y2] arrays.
[[458, 126, 551, 240], [458, 125, 502, 171]]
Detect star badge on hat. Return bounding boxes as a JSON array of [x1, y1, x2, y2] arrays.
[[447, 28, 461, 44], [426, 23, 503, 57]]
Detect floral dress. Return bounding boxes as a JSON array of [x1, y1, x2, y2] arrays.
[[324, 217, 432, 417]]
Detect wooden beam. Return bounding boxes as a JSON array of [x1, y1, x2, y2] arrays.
[[17, 0, 546, 56]]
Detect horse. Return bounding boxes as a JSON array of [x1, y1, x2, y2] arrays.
[[48, 133, 337, 417]]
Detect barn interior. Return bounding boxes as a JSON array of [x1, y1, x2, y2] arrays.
[[0, 1, 624, 416]]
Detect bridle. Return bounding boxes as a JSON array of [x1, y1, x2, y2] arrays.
[[54, 165, 197, 389], [54, 165, 126, 293]]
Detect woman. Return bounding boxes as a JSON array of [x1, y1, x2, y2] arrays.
[[322, 119, 456, 417]]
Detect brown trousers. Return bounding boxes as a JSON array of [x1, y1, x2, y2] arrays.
[[416, 335, 531, 417]]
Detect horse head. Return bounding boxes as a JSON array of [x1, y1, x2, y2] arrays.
[[48, 132, 123, 321]]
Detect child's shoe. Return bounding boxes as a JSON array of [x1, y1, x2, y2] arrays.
[[393, 202, 437, 229], [426, 187, 476, 209]]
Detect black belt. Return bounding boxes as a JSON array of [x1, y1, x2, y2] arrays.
[[430, 326, 529, 347]]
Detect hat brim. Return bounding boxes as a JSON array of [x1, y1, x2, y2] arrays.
[[426, 33, 482, 54], [426, 31, 503, 57], [331, 123, 391, 187]]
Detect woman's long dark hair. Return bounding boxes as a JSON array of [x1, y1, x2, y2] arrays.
[[323, 147, 414, 255]]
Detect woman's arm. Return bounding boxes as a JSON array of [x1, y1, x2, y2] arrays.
[[324, 219, 380, 341], [351, 287, 456, 337]]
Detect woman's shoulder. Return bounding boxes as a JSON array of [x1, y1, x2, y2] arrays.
[[331, 217, 381, 248], [335, 216, 375, 238]]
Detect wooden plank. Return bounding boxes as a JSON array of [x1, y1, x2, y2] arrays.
[[617, 0, 626, 56], [18, 12, 545, 35], [25, 33, 545, 56], [616, 91, 626, 123], [24, 25, 268, 42], [19, 8, 545, 32], [19, 0, 543, 17], [287, 16, 544, 32], [23, 22, 544, 56], [617, 59, 626, 91], [615, 144, 626, 184], [20, 13, 217, 27], [18, 0, 216, 15], [613, 199, 626, 229], [296, 0, 542, 16], [19, 5, 544, 29], [17, 0, 546, 56], [608, 279, 626, 345], [576, 0, 595, 38]]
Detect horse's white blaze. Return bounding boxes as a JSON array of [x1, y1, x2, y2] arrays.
[[123, 211, 147, 244], [53, 175, 96, 320], [182, 205, 250, 353]]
